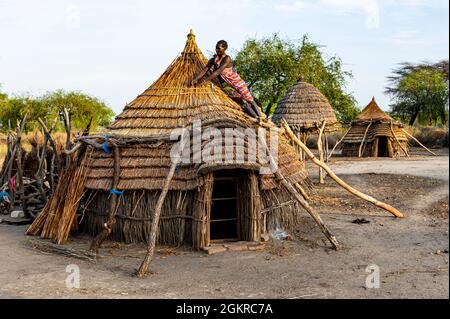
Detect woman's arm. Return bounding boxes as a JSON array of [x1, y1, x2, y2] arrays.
[[191, 59, 214, 85], [199, 56, 231, 84]]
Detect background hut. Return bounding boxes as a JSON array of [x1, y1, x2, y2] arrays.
[[272, 81, 338, 183], [42, 31, 314, 250], [340, 97, 409, 158]]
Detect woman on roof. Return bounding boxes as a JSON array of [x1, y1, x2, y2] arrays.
[[191, 40, 263, 120]]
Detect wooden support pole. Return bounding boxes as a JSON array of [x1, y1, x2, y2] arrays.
[[89, 142, 121, 253], [136, 160, 178, 277], [63, 108, 72, 169], [38, 118, 62, 175], [258, 128, 340, 250], [359, 121, 372, 158], [401, 129, 437, 156], [34, 129, 48, 203], [294, 183, 310, 201], [282, 120, 404, 218], [296, 129, 303, 161], [317, 121, 326, 184], [136, 136, 188, 277], [16, 114, 28, 215], [327, 126, 351, 161]]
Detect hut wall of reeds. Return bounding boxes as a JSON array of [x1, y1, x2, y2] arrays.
[[341, 98, 408, 158], [78, 31, 310, 249]]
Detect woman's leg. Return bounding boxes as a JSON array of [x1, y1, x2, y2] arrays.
[[249, 100, 262, 117], [242, 101, 258, 118]]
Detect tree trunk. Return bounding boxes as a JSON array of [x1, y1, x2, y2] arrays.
[[409, 110, 420, 126]]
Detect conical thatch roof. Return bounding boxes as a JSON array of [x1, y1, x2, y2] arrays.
[[272, 81, 337, 130], [354, 97, 394, 122], [108, 30, 252, 137], [341, 97, 408, 157], [84, 31, 308, 192]]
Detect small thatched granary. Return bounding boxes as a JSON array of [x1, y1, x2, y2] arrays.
[[272, 81, 338, 134], [340, 98, 408, 158], [70, 31, 313, 249], [272, 81, 339, 182]]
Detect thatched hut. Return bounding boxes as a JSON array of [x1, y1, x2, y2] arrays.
[[70, 31, 313, 249], [340, 97, 409, 158], [272, 81, 338, 182]]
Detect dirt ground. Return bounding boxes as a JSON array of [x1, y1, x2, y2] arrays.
[[0, 147, 448, 299]]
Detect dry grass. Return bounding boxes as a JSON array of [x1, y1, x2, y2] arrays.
[[0, 131, 47, 168], [405, 126, 449, 148], [0, 133, 7, 167]]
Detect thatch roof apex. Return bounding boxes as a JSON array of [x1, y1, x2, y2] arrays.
[[272, 81, 338, 130], [355, 97, 393, 122], [107, 30, 253, 137]]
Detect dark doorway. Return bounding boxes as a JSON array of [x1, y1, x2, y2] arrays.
[[210, 171, 239, 241], [378, 137, 388, 157]]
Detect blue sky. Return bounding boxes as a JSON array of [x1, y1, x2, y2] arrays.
[[0, 0, 448, 114]]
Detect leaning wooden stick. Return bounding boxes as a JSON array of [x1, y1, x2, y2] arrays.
[[38, 118, 62, 175], [282, 119, 404, 218], [359, 121, 372, 158], [258, 129, 340, 250], [63, 108, 72, 169], [316, 120, 326, 184], [136, 136, 188, 278], [401, 129, 437, 156], [16, 114, 28, 215]]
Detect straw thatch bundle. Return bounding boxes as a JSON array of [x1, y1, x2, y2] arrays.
[[272, 81, 338, 132], [29, 30, 312, 249], [341, 98, 408, 157]]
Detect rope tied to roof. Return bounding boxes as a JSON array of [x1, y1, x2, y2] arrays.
[[109, 189, 124, 196], [101, 134, 113, 155]]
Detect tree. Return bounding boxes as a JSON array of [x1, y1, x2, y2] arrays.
[[234, 34, 359, 122], [386, 61, 449, 126], [0, 95, 46, 132], [0, 90, 115, 132], [0, 85, 7, 101], [39, 90, 115, 131]]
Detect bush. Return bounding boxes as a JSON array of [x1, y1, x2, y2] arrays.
[[406, 125, 449, 148]]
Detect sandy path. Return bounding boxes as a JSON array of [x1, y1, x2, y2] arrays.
[[325, 156, 449, 181]]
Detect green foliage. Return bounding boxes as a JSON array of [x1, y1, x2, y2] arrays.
[[234, 34, 359, 122], [39, 90, 115, 130], [0, 85, 7, 101], [0, 90, 115, 132], [386, 61, 449, 126]]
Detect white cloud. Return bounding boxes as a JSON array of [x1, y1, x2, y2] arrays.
[[321, 0, 380, 29], [275, 0, 380, 29], [275, 1, 313, 12], [387, 0, 449, 8]]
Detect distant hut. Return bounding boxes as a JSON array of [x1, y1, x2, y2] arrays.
[[272, 81, 338, 182], [340, 97, 409, 158], [29, 31, 329, 251]]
